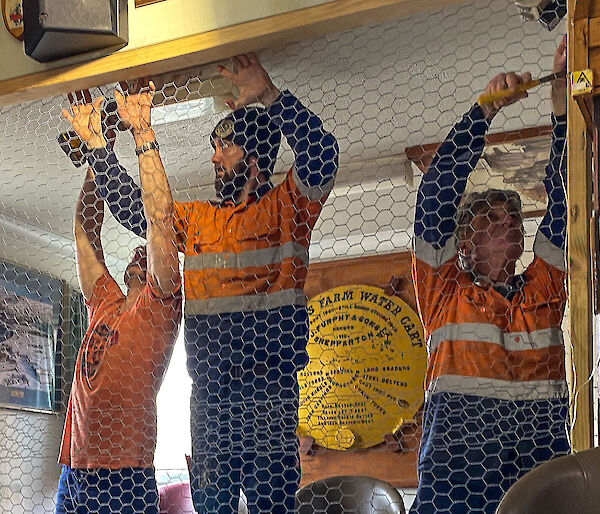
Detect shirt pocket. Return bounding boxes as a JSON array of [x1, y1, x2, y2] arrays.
[[519, 295, 564, 328], [237, 209, 280, 243], [186, 216, 221, 253]]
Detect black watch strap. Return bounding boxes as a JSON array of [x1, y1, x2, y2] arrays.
[[135, 140, 159, 156]]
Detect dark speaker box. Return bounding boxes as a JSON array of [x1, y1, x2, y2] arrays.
[[23, 0, 128, 63]]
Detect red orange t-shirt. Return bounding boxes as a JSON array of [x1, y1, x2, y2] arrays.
[[59, 273, 182, 469]]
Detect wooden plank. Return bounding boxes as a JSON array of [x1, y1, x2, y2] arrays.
[[135, 0, 167, 6], [405, 125, 554, 171], [574, 18, 590, 70], [567, 0, 594, 452], [0, 0, 472, 106], [301, 438, 419, 488], [573, 16, 594, 129], [576, 0, 591, 20], [305, 251, 415, 307], [588, 16, 600, 48], [590, 1, 600, 18], [589, 47, 600, 86]]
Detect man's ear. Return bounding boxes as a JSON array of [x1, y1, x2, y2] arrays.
[[457, 238, 474, 272], [247, 155, 260, 178], [458, 239, 473, 257]]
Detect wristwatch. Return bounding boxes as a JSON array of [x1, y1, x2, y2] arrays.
[[135, 140, 159, 155]]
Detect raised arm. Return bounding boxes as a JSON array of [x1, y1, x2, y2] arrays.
[[73, 168, 107, 301], [218, 53, 339, 194], [87, 147, 147, 237], [537, 36, 567, 255], [414, 72, 532, 253], [63, 89, 147, 238], [114, 83, 180, 296]]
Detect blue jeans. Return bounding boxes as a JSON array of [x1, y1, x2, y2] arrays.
[[186, 307, 307, 513], [189, 377, 300, 513], [409, 392, 570, 514], [55, 465, 158, 514]]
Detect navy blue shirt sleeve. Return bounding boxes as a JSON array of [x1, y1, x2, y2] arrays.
[[87, 147, 147, 238], [268, 90, 339, 187], [538, 114, 567, 250], [414, 103, 491, 250]]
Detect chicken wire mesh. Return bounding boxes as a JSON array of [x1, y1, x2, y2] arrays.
[[0, 0, 575, 513]]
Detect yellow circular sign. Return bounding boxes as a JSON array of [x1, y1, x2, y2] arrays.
[[298, 285, 426, 450]]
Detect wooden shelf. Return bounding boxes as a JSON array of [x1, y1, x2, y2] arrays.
[[0, 0, 471, 106]]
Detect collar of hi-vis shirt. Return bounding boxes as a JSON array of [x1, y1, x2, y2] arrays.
[[470, 272, 526, 301], [209, 182, 274, 208]]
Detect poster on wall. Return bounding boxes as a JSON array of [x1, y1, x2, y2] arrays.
[[298, 285, 427, 450], [135, 0, 167, 6], [0, 261, 62, 412]]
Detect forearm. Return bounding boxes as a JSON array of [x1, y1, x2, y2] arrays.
[[136, 130, 180, 294], [135, 130, 172, 222], [75, 170, 104, 257], [414, 103, 491, 248], [74, 172, 107, 299], [268, 90, 339, 187], [87, 147, 147, 237]]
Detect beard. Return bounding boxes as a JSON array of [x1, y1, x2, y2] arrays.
[[214, 159, 251, 202]]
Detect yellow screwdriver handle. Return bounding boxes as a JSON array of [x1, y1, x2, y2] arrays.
[[477, 79, 540, 105]]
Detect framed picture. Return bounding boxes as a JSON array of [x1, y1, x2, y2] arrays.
[[2, 0, 23, 41], [405, 125, 554, 217], [0, 260, 63, 412], [135, 0, 168, 7]]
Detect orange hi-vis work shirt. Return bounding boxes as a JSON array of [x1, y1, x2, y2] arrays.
[[413, 233, 567, 401], [59, 274, 182, 469], [173, 166, 331, 317]]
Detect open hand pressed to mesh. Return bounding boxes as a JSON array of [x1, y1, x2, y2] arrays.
[[62, 90, 106, 149], [115, 78, 155, 134], [217, 52, 281, 109], [479, 71, 532, 120]]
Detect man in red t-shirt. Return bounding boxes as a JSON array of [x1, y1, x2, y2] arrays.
[[56, 90, 182, 514]]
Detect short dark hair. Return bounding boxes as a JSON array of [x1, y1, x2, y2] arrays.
[[455, 189, 522, 241]]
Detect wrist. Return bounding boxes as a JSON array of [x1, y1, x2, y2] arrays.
[[480, 104, 498, 121], [260, 86, 281, 108], [88, 135, 107, 149], [135, 140, 159, 156], [133, 128, 156, 147]]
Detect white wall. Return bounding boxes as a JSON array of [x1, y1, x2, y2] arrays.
[[0, 409, 64, 514]]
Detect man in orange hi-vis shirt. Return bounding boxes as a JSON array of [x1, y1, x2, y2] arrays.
[[56, 88, 182, 514], [410, 38, 569, 514]]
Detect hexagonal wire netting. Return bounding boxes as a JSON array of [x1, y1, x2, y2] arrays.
[[0, 0, 574, 513]]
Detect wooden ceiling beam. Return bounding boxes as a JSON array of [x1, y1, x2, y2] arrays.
[[0, 0, 472, 107]]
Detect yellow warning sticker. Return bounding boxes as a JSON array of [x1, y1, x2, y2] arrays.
[[572, 69, 593, 96]]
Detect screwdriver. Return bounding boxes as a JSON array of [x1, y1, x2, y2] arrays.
[[477, 70, 567, 105]]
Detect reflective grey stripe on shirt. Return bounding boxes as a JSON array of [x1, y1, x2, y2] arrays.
[[184, 241, 309, 271], [292, 166, 335, 201], [413, 235, 457, 269], [184, 288, 307, 316], [428, 323, 564, 353], [533, 231, 566, 272], [427, 375, 568, 401]]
